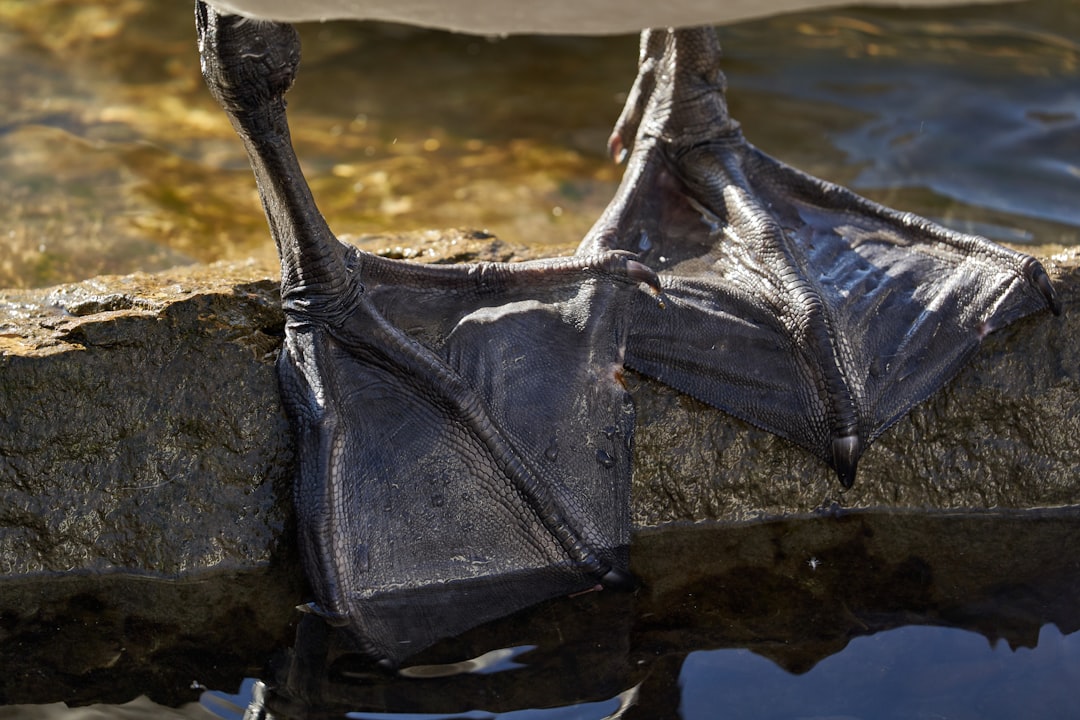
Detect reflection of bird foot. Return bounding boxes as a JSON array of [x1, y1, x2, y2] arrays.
[[582, 27, 1059, 488]]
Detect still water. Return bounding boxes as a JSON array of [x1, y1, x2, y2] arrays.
[[1, 0, 1078, 289], [206, 621, 1080, 720], [3, 511, 1079, 718], [1, 0, 1078, 717]]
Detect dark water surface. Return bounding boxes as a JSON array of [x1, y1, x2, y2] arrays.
[[3, 511, 1079, 718], [1, 0, 1078, 289]]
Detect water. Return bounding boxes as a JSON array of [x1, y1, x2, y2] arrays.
[[3, 511, 1078, 718], [1, 0, 1078, 289], [677, 625, 1078, 720]]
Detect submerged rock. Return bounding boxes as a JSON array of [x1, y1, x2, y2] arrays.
[[0, 233, 1076, 578]]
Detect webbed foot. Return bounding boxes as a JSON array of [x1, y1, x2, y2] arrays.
[[581, 27, 1059, 488], [196, 1, 649, 664]]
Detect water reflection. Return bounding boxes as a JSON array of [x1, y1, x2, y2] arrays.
[[2, 510, 1078, 717], [679, 624, 1079, 720], [202, 625, 1080, 719], [343, 689, 636, 720], [1, 0, 1078, 289], [210, 510, 1077, 719]]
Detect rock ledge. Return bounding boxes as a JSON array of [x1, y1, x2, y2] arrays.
[[1, 238, 1076, 577]]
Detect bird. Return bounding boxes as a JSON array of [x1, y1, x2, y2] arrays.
[[195, 0, 1057, 665], [203, 0, 1018, 35]]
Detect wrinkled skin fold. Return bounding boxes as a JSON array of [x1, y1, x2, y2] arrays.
[[195, 4, 1058, 665]]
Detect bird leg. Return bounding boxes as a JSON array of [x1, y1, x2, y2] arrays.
[[196, 2, 654, 665], [581, 27, 1059, 487]]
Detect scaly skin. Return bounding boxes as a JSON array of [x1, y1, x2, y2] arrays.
[[195, 6, 1059, 663], [196, 2, 653, 665], [580, 28, 1058, 487]]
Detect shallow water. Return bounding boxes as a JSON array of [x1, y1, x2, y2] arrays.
[[1, 0, 1078, 289], [3, 511, 1079, 718]]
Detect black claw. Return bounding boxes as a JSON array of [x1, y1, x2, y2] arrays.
[[608, 130, 629, 164], [626, 259, 662, 294], [599, 566, 637, 591], [1033, 266, 1062, 316], [296, 601, 351, 626], [831, 433, 861, 489]]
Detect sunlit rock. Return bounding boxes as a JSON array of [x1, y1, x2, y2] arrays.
[[0, 236, 1076, 578]]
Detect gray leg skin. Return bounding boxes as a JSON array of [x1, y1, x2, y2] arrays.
[[196, 2, 652, 665], [195, 5, 1057, 663], [580, 28, 1058, 488]]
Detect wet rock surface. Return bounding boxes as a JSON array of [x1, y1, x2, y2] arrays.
[[0, 261, 292, 577], [0, 233, 1076, 578]]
